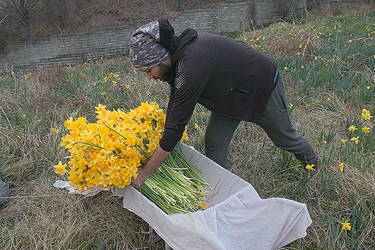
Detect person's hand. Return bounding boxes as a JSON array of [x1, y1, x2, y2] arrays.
[[130, 167, 150, 189], [130, 144, 170, 189]]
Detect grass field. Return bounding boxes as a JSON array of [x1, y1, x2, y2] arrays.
[[0, 3, 374, 250]]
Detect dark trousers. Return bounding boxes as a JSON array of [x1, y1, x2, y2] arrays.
[[205, 77, 318, 168]]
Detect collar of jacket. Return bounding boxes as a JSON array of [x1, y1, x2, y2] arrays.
[[171, 28, 198, 66], [166, 28, 198, 88]]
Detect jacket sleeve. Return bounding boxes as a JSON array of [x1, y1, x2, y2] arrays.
[[159, 56, 212, 152]]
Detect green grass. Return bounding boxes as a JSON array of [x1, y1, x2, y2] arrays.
[[1, 3, 374, 249]]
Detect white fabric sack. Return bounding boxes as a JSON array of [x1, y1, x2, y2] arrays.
[[114, 144, 312, 250], [53, 180, 110, 197]]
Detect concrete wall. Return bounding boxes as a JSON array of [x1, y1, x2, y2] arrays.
[[255, 0, 306, 24], [0, 0, 355, 73]]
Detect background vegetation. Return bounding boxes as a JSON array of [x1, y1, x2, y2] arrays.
[[0, 2, 374, 249], [0, 0, 243, 53]]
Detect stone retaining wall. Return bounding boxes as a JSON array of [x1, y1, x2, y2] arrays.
[[0, 0, 356, 73]]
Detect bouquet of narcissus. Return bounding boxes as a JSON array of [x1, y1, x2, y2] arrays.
[[54, 102, 209, 214]]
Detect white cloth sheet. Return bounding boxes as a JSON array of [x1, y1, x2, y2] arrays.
[[113, 144, 312, 250]]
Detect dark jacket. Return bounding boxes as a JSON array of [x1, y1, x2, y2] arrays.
[[159, 29, 277, 152]]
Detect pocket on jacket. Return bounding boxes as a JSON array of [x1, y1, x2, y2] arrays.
[[229, 87, 251, 96]]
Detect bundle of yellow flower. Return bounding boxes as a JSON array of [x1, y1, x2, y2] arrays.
[[54, 102, 208, 214]]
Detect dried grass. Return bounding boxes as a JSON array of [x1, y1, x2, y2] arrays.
[[0, 178, 149, 249], [245, 22, 321, 59], [308, 2, 375, 20]]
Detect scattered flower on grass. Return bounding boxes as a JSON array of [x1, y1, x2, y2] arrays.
[[350, 136, 360, 145], [50, 127, 60, 133], [340, 138, 348, 144], [348, 125, 357, 132], [340, 220, 352, 231], [361, 126, 370, 134], [23, 73, 31, 80], [361, 109, 372, 120], [181, 131, 189, 142], [339, 163, 345, 172], [305, 164, 315, 171], [194, 123, 199, 130]]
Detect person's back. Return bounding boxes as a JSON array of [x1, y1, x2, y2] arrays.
[[174, 33, 277, 122], [187, 33, 276, 83]]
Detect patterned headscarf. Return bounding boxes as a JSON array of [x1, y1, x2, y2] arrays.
[[129, 21, 169, 71]]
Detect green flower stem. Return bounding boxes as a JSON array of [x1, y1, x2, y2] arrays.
[[140, 142, 209, 214]]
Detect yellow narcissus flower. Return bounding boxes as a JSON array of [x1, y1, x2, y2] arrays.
[[361, 109, 372, 120], [351, 136, 360, 145], [339, 163, 345, 172], [348, 125, 357, 132], [181, 128, 189, 142], [55, 101, 209, 214], [198, 202, 207, 210], [340, 139, 348, 144], [57, 102, 167, 191], [194, 123, 199, 130], [305, 164, 315, 171], [361, 126, 370, 134], [54, 161, 68, 175], [340, 220, 352, 231], [50, 127, 60, 133]]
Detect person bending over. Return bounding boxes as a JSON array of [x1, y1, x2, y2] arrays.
[[129, 20, 318, 188]]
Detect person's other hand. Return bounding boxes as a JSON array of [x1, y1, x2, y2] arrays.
[[130, 167, 149, 189]]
